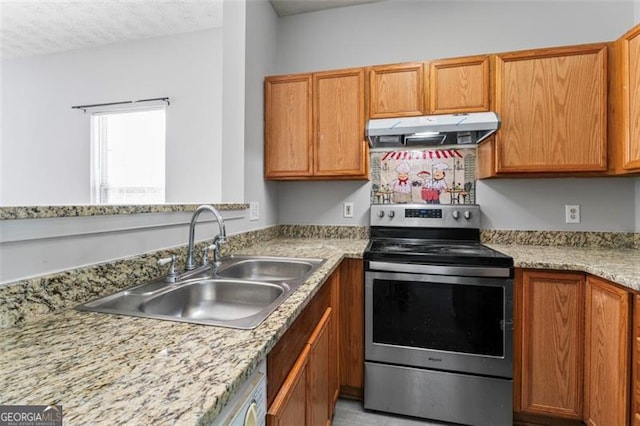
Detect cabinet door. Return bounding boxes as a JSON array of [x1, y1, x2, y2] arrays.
[[634, 294, 640, 426], [609, 24, 640, 173], [627, 26, 640, 170], [329, 270, 340, 413], [264, 74, 313, 179], [307, 308, 332, 426], [338, 258, 364, 399], [267, 345, 310, 426], [516, 270, 585, 420], [368, 62, 425, 118], [267, 277, 332, 407], [584, 276, 631, 426], [313, 68, 368, 178], [494, 44, 607, 173], [429, 55, 490, 114]]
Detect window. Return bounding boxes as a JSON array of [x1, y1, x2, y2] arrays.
[[91, 107, 166, 204]]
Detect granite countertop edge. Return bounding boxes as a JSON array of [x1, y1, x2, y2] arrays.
[[0, 203, 249, 220], [487, 243, 640, 291]]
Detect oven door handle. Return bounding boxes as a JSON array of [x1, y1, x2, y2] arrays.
[[368, 261, 512, 278]]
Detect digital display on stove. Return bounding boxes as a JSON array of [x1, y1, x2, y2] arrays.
[[404, 208, 442, 218]]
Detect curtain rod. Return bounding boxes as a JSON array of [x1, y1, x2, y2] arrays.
[[71, 97, 170, 112]]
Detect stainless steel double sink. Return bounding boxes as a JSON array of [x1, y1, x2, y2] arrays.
[[76, 256, 326, 329]]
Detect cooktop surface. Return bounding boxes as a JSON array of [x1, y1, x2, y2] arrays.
[[365, 238, 513, 268]]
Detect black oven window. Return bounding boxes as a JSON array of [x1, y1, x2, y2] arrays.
[[372, 279, 504, 357]]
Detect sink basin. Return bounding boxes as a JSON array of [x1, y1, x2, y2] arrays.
[[76, 255, 326, 329], [140, 279, 287, 326], [216, 258, 317, 281]]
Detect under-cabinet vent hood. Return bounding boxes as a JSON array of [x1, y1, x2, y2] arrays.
[[366, 112, 500, 148]]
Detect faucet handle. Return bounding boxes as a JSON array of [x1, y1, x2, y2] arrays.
[[157, 255, 177, 283], [203, 242, 223, 267], [201, 245, 214, 267]]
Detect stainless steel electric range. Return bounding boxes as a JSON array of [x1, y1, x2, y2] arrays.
[[363, 204, 514, 426]]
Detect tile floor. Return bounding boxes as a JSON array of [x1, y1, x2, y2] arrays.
[[332, 398, 452, 426]]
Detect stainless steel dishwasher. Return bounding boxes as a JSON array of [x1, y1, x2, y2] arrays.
[[212, 361, 266, 426]]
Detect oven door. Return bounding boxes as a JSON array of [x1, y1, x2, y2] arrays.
[[365, 268, 513, 378]]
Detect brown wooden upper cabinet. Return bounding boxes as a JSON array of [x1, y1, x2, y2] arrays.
[[429, 55, 491, 114], [368, 56, 491, 119], [368, 62, 425, 118], [313, 68, 368, 179], [264, 74, 313, 179], [478, 43, 608, 178], [264, 68, 368, 180], [608, 23, 640, 174]]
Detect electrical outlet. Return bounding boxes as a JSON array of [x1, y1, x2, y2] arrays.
[[565, 204, 580, 224], [343, 202, 354, 218], [249, 201, 259, 221]]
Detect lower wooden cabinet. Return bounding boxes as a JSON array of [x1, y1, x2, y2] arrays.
[[584, 275, 631, 426], [516, 269, 585, 421], [633, 294, 640, 425], [268, 308, 334, 426], [267, 267, 340, 426], [329, 267, 341, 412], [515, 269, 633, 426], [338, 258, 364, 399], [267, 345, 310, 426], [306, 309, 332, 426]]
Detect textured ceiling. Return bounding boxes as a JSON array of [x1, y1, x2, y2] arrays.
[[0, 1, 224, 59], [0, 0, 382, 59]]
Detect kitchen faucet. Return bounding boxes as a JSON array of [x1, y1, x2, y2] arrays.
[[185, 205, 227, 270]]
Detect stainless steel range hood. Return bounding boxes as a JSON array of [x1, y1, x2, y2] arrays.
[[366, 112, 500, 148]]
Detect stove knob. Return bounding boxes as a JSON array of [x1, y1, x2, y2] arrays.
[[464, 210, 472, 220], [377, 210, 385, 218], [452, 210, 460, 220], [388, 211, 395, 218]]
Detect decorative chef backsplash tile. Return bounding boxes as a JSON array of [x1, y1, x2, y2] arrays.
[[370, 147, 477, 205]]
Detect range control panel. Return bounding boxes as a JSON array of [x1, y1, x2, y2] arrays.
[[405, 208, 443, 219], [370, 204, 481, 228]]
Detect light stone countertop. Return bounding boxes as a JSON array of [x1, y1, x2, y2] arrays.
[[487, 243, 640, 291], [0, 203, 249, 220], [2, 237, 639, 426], [0, 238, 368, 426]]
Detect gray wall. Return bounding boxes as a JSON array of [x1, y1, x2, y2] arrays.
[[275, 0, 638, 231], [636, 178, 640, 232], [222, 0, 247, 202], [478, 178, 636, 232], [244, 0, 280, 227], [278, 181, 371, 225], [275, 0, 632, 72]]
